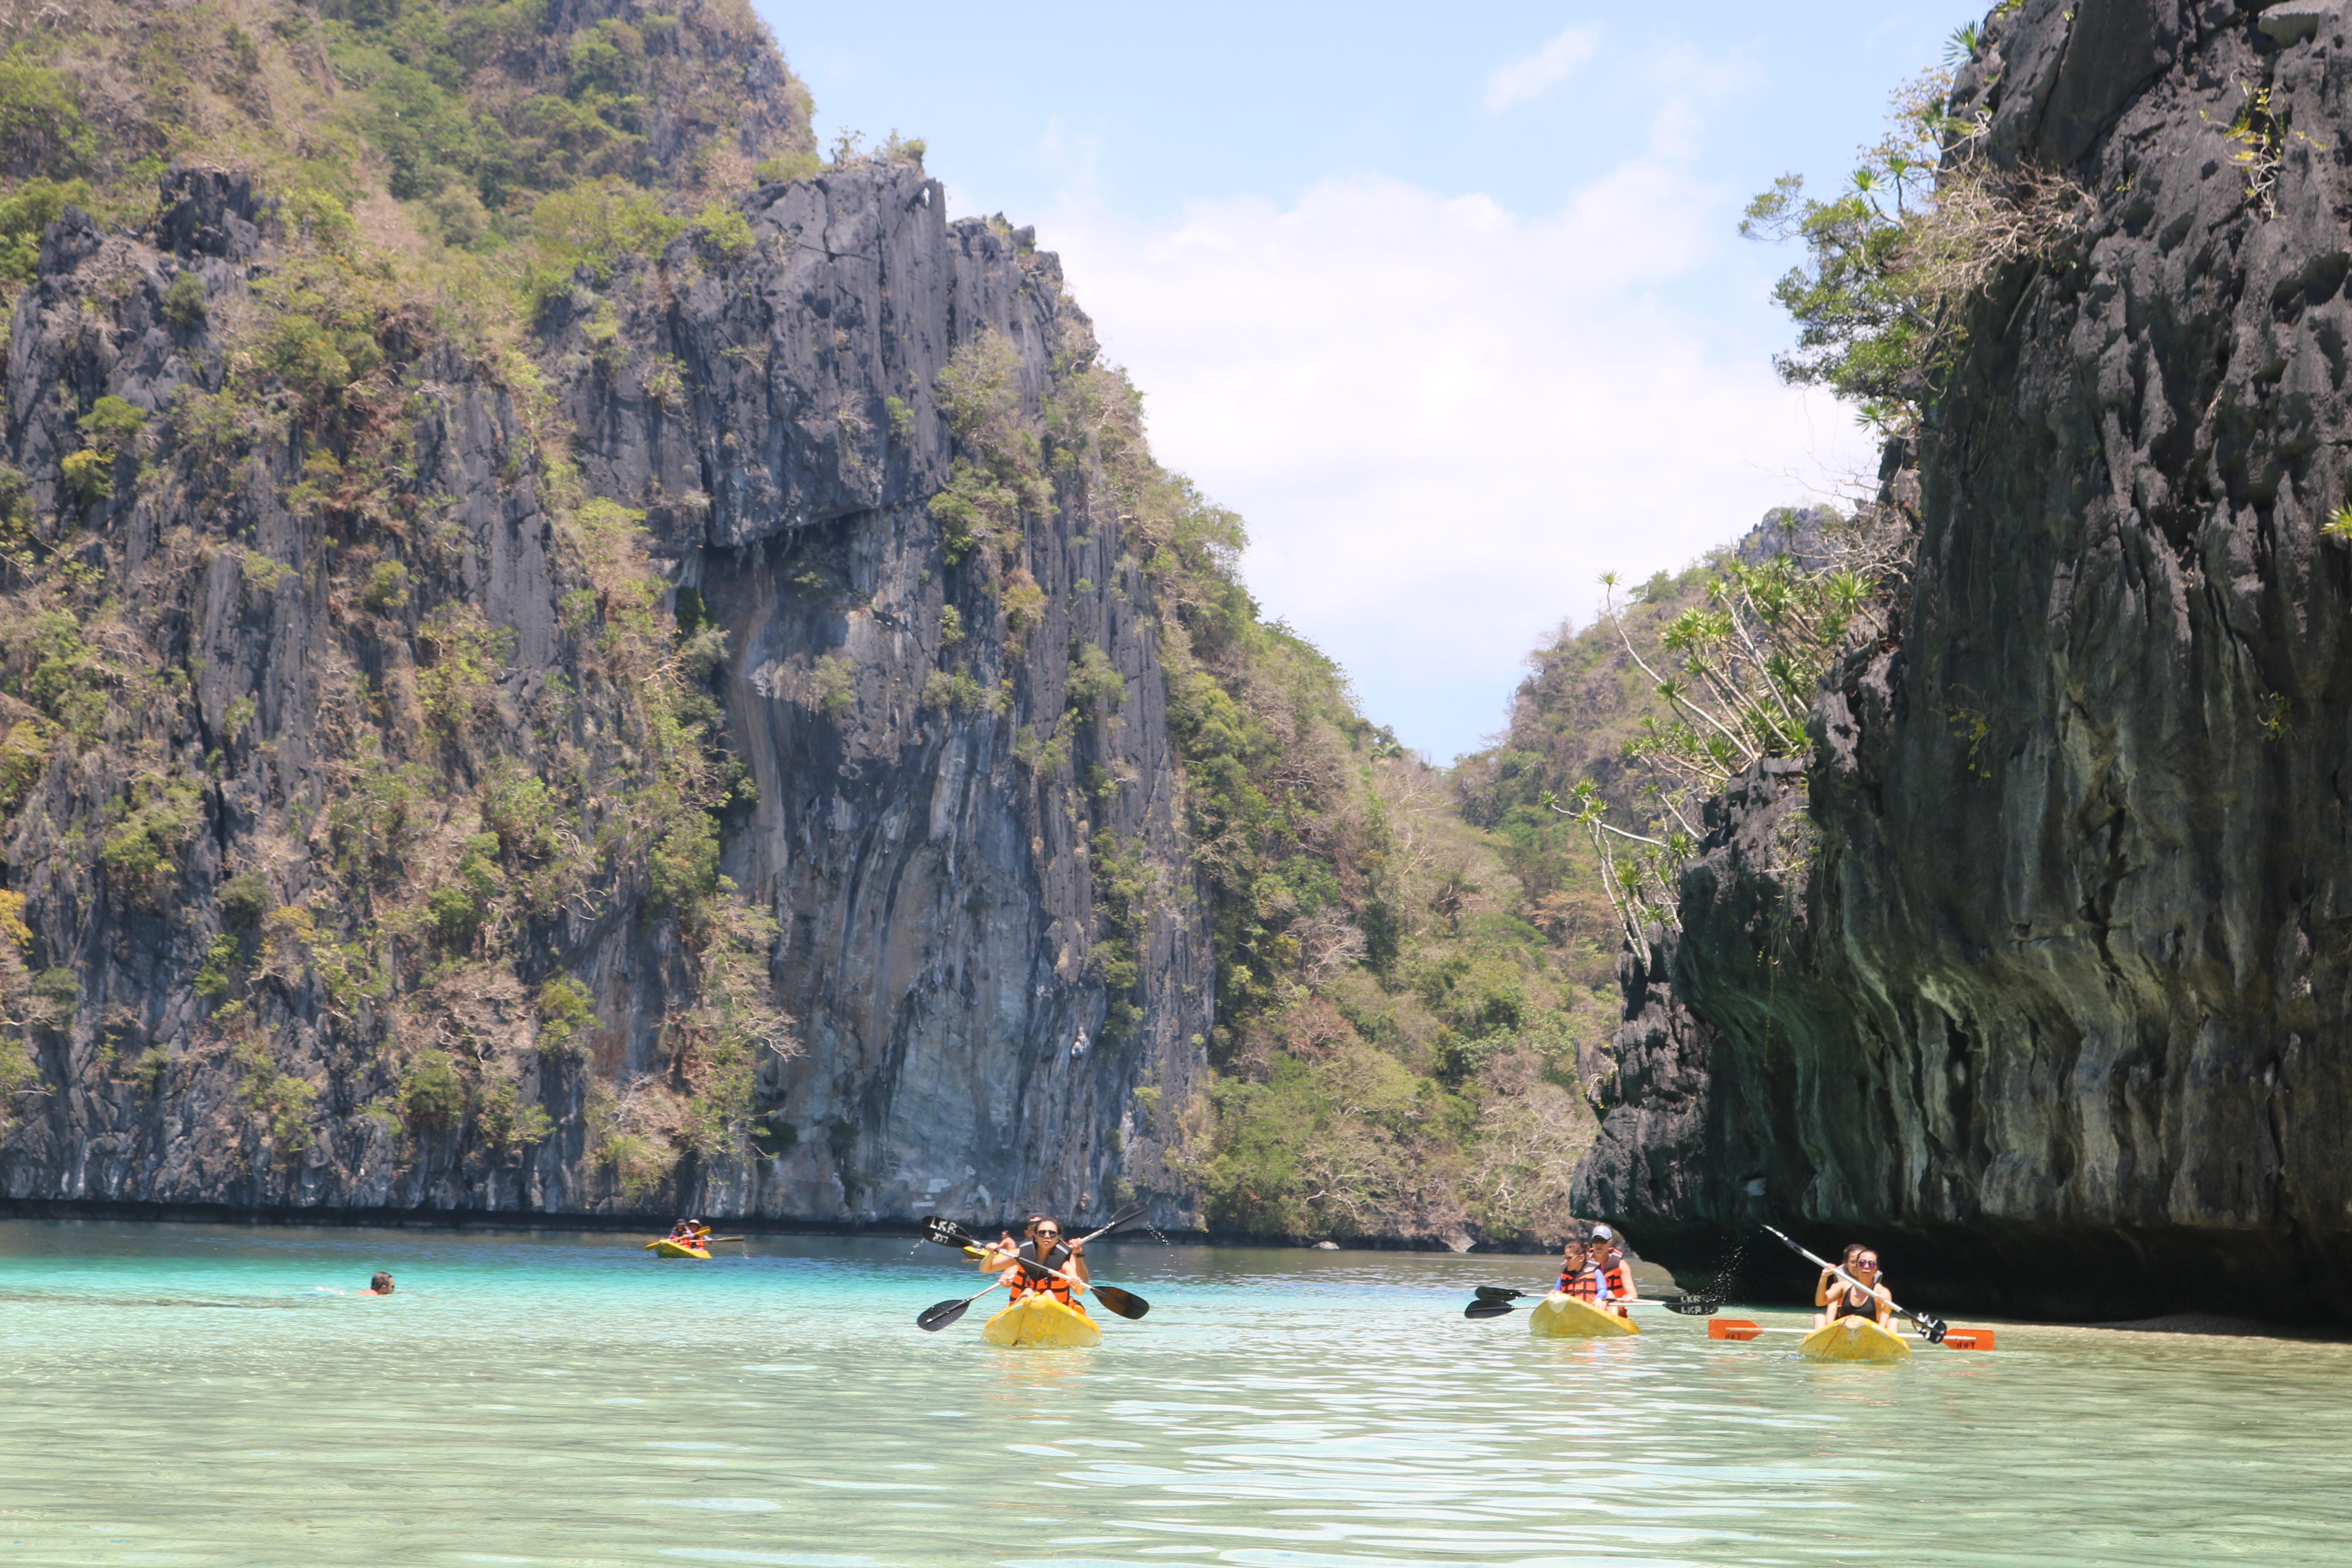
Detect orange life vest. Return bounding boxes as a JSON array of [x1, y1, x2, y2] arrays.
[[1005, 1241, 1076, 1305], [1557, 1265, 1604, 1303]]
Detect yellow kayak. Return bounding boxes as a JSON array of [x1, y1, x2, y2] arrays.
[[650, 1239, 711, 1259], [982, 1294, 1102, 1347], [1528, 1291, 1640, 1338], [1799, 1316, 1911, 1362]]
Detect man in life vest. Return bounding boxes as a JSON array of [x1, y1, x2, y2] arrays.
[[1554, 1237, 1617, 1312], [666, 1220, 709, 1249], [987, 1216, 1090, 1310], [1822, 1247, 1893, 1327], [1589, 1224, 1636, 1303]]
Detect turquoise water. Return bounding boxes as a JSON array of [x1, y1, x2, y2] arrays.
[[0, 1221, 2347, 1567]]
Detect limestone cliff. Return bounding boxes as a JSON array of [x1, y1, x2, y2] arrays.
[[1581, 0, 2352, 1321], [0, 153, 1209, 1221]]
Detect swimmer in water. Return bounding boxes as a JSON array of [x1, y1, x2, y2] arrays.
[[358, 1272, 395, 1296]]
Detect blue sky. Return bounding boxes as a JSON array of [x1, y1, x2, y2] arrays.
[[751, 2, 1980, 760]]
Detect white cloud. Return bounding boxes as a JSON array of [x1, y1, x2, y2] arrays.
[[1483, 25, 1603, 114], [1033, 157, 1876, 762]]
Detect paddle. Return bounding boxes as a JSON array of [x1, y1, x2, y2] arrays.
[[1469, 1285, 1719, 1316], [917, 1280, 1007, 1332], [1761, 1225, 1947, 1343], [921, 1200, 1151, 1256], [919, 1204, 1153, 1321]]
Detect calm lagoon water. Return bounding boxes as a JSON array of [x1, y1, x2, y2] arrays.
[[0, 1219, 2346, 1567]]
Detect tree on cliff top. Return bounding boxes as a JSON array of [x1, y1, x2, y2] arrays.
[[1743, 63, 2084, 433]]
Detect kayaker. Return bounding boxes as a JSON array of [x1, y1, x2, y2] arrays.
[[1824, 1248, 1892, 1326], [1813, 1244, 1887, 1326], [1553, 1238, 1618, 1312], [1589, 1224, 1635, 1301], [989, 1217, 1090, 1307], [666, 1219, 708, 1247], [359, 1272, 394, 1296]]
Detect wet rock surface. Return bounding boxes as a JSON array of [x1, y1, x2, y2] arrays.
[[1583, 0, 2352, 1321]]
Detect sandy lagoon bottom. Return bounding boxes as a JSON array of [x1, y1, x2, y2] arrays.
[[0, 1219, 2346, 1567]]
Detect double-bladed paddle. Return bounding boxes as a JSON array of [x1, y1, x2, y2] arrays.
[[1464, 1284, 1719, 1318], [1761, 1224, 1947, 1343], [915, 1202, 1154, 1325]]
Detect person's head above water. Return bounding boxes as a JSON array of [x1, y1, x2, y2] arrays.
[[363, 1272, 394, 1296]]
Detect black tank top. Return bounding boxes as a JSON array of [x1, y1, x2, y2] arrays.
[[1830, 1283, 1880, 1320]]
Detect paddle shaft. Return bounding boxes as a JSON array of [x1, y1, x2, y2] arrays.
[[1762, 1226, 1943, 1338], [1472, 1284, 1714, 1315], [974, 1244, 1106, 1302]]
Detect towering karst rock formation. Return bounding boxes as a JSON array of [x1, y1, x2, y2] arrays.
[[0, 2, 1207, 1225], [1581, 0, 2352, 1321]]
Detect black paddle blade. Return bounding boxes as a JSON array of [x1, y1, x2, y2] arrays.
[[917, 1296, 975, 1332], [1465, 1299, 1517, 1319], [1473, 1286, 1530, 1303], [919, 1216, 979, 1250], [1662, 1297, 1720, 1316], [1091, 1284, 1149, 1320]]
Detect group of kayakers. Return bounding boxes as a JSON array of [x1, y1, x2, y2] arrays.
[[1552, 1223, 1636, 1315], [1811, 1242, 1891, 1326], [1554, 1223, 1893, 1327]]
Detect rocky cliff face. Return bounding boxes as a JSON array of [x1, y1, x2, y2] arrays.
[[0, 154, 1209, 1227], [544, 164, 1213, 1222], [1581, 0, 2352, 1321]]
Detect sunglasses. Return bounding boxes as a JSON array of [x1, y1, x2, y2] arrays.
[[1036, 1230, 1062, 1238]]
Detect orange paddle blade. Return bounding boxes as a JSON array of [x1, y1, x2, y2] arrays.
[[1941, 1327, 1996, 1350], [1708, 1318, 1764, 1342]]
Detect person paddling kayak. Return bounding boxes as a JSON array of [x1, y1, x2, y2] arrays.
[[984, 1216, 1091, 1308], [1813, 1244, 1887, 1326], [1823, 1247, 1892, 1326], [1589, 1224, 1635, 1301], [665, 1219, 711, 1247], [1553, 1237, 1621, 1315]]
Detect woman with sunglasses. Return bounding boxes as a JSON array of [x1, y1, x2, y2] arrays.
[[1822, 1247, 1892, 1327], [1812, 1244, 1890, 1326], [985, 1216, 1091, 1307]]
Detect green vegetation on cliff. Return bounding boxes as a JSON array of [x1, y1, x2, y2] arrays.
[[1062, 374, 1640, 1245], [0, 0, 818, 1181]]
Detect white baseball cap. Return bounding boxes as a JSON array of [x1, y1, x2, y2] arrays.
[[1590, 1224, 1615, 1241]]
